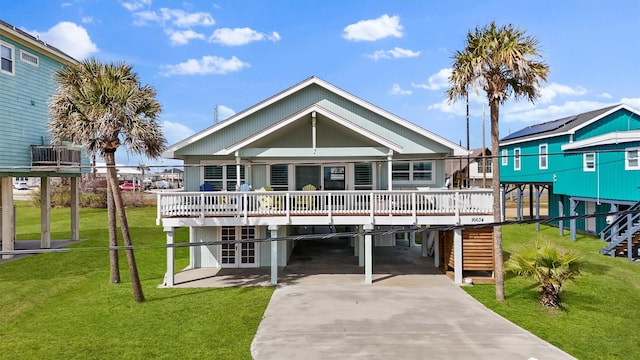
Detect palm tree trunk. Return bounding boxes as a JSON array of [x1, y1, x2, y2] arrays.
[[105, 150, 145, 302], [107, 179, 120, 284], [540, 281, 560, 307], [490, 99, 505, 302]]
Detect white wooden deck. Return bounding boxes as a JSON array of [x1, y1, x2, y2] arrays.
[[156, 189, 494, 227]]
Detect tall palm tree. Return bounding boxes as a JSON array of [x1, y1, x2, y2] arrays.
[[447, 22, 549, 301], [506, 241, 581, 307], [49, 58, 165, 302]]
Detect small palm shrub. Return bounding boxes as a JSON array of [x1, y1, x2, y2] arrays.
[[506, 240, 582, 307]]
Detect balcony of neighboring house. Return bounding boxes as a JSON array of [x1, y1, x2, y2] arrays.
[[156, 189, 494, 228], [30, 145, 82, 172]]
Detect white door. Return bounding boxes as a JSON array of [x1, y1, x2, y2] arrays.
[[585, 202, 596, 233], [220, 226, 258, 268]]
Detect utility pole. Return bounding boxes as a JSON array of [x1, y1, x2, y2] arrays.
[[465, 92, 470, 188], [482, 103, 487, 188]]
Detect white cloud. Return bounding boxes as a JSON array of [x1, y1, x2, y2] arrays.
[[367, 47, 420, 60], [215, 105, 236, 121], [165, 29, 205, 46], [599, 92, 613, 99], [161, 55, 250, 76], [412, 68, 452, 91], [538, 82, 587, 104], [343, 14, 402, 41], [620, 97, 640, 109], [81, 16, 94, 24], [389, 84, 412, 96], [161, 120, 195, 144], [29, 22, 98, 59], [122, 0, 152, 12], [209, 28, 281, 46], [132, 7, 214, 27]]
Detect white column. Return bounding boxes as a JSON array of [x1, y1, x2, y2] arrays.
[[70, 177, 80, 241], [269, 225, 279, 285], [358, 226, 365, 267], [387, 151, 393, 191], [235, 152, 241, 190], [364, 223, 374, 284], [165, 227, 175, 287], [433, 231, 440, 268], [1, 177, 14, 259], [40, 177, 51, 249], [311, 111, 317, 150], [453, 228, 463, 285]]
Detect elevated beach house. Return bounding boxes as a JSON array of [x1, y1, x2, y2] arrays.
[[0, 20, 84, 259], [157, 77, 495, 285], [499, 104, 640, 261]]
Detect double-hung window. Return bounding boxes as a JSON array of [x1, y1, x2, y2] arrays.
[[501, 149, 508, 166], [203, 164, 245, 191], [477, 158, 492, 174], [539, 144, 548, 169], [583, 153, 596, 172], [626, 148, 639, 170], [1, 42, 14, 75], [513, 148, 521, 171], [392, 161, 434, 183]]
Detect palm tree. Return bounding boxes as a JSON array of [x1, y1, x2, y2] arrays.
[[447, 22, 549, 301], [506, 241, 581, 307], [49, 58, 165, 302]]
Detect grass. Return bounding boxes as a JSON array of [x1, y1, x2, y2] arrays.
[[0, 202, 273, 360], [464, 224, 640, 360]]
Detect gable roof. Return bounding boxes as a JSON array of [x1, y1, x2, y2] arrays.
[[500, 104, 639, 146], [0, 19, 76, 64], [163, 76, 468, 158]]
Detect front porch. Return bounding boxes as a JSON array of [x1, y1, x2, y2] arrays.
[[156, 189, 494, 227]]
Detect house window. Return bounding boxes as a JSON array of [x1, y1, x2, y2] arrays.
[[20, 50, 39, 66], [539, 144, 548, 169], [514, 148, 521, 171], [476, 158, 492, 174], [626, 148, 639, 170], [583, 153, 596, 172], [354, 162, 373, 190], [203, 164, 245, 191], [392, 161, 433, 182], [1, 42, 14, 75], [269, 164, 289, 191], [501, 149, 508, 166]]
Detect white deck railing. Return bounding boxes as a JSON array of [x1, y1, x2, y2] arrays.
[[157, 189, 493, 222]]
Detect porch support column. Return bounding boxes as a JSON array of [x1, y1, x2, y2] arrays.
[[516, 185, 523, 221], [70, 177, 80, 241], [387, 150, 393, 191], [609, 203, 619, 237], [501, 185, 506, 222], [420, 228, 428, 257], [558, 195, 564, 236], [433, 231, 440, 268], [164, 226, 175, 287], [235, 151, 241, 190], [364, 223, 374, 284], [40, 177, 51, 249], [535, 185, 541, 232], [358, 225, 365, 267], [453, 228, 463, 285], [1, 177, 14, 259], [269, 225, 279, 285], [570, 197, 578, 241]]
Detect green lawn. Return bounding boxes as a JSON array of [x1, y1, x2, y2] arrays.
[[465, 224, 640, 360], [0, 202, 273, 360]]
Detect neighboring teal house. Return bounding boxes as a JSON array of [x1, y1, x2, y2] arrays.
[[0, 19, 84, 258], [499, 104, 640, 260], [158, 76, 496, 286]]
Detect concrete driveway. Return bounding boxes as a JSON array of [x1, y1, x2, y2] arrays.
[[251, 241, 575, 360]]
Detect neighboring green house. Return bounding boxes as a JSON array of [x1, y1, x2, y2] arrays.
[[158, 76, 496, 286], [499, 104, 640, 260], [0, 19, 84, 258]]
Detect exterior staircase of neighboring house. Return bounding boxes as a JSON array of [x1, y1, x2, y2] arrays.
[[600, 202, 640, 261]]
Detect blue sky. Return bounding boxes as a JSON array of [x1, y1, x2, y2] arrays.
[[3, 0, 640, 166]]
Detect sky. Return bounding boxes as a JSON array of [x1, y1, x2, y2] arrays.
[[2, 0, 639, 167]]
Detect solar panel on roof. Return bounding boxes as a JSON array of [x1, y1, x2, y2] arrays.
[[501, 115, 576, 141]]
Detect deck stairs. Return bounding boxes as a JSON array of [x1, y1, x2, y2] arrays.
[[599, 202, 640, 260]]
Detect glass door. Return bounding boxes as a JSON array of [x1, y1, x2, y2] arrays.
[[220, 226, 258, 267], [295, 165, 321, 190], [323, 166, 346, 190]]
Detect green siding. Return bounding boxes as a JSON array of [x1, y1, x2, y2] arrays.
[[577, 110, 640, 140]]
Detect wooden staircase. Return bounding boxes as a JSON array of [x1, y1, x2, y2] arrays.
[[600, 202, 640, 261]]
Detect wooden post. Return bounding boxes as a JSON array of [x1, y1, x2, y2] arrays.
[[269, 225, 279, 285], [364, 223, 374, 284], [70, 177, 80, 241], [40, 177, 51, 249], [454, 229, 463, 284], [1, 177, 14, 259], [165, 227, 175, 287]]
